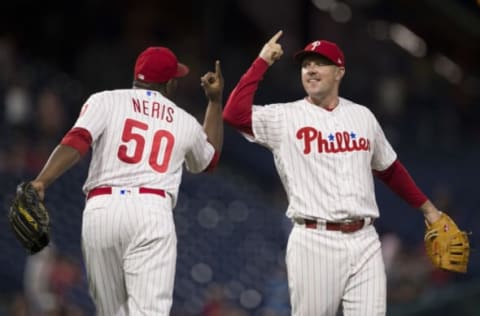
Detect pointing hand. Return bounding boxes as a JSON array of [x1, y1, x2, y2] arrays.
[[259, 30, 284, 66], [201, 60, 224, 102]]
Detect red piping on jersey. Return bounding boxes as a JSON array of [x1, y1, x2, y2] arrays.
[[204, 151, 220, 172], [61, 127, 93, 156], [223, 57, 270, 135], [373, 159, 428, 208]]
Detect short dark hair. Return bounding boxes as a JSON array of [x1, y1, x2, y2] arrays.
[[133, 80, 167, 92]]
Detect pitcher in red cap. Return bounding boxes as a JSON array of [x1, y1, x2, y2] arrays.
[[223, 31, 448, 315], [27, 47, 224, 315]]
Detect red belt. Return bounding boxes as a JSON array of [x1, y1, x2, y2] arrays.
[[303, 218, 369, 233], [87, 187, 166, 200]]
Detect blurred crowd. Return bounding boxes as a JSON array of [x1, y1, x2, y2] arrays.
[[1, 0, 479, 315]]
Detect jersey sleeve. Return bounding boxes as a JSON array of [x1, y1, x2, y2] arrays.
[[248, 103, 285, 150], [184, 123, 216, 173], [370, 113, 397, 171], [223, 58, 270, 135], [374, 159, 428, 208], [71, 93, 108, 143]]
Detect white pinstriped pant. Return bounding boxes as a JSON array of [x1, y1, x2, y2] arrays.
[[81, 190, 176, 316], [286, 223, 386, 316]]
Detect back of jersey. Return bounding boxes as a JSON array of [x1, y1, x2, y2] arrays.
[[72, 89, 214, 203]]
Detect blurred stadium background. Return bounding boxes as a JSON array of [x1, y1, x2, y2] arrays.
[[1, 0, 479, 315]]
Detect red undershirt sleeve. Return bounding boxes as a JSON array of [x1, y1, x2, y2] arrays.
[[373, 159, 428, 208], [222, 57, 270, 135], [60, 127, 92, 156], [204, 151, 220, 172]]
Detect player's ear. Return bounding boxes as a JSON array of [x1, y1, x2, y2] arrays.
[[335, 67, 345, 81], [165, 79, 178, 97]]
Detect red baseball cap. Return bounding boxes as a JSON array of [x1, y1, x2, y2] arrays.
[[134, 47, 189, 83], [293, 40, 345, 67]]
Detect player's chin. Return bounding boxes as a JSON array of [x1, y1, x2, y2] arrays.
[[304, 85, 323, 97]]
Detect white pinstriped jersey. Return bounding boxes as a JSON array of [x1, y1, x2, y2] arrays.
[[248, 97, 397, 221], [73, 89, 215, 206]]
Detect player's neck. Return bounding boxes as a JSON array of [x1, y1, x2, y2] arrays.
[[307, 95, 339, 111], [133, 80, 168, 95]]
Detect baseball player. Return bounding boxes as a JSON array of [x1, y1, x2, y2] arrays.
[[29, 47, 224, 315], [223, 31, 445, 315]]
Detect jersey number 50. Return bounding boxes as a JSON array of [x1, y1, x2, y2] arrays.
[[117, 118, 174, 173]]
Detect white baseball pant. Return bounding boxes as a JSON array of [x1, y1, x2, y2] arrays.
[[286, 222, 386, 316], [81, 188, 176, 316]]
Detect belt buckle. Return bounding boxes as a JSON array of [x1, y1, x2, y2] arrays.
[[339, 222, 357, 233], [338, 219, 364, 233]]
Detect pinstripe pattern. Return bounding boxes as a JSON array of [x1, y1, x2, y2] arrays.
[[248, 97, 393, 315], [251, 97, 397, 221], [286, 224, 386, 316], [73, 89, 215, 206], [82, 192, 176, 316], [72, 89, 214, 315]]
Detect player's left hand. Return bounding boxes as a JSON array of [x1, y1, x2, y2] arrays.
[[424, 212, 470, 273], [201, 60, 224, 103]]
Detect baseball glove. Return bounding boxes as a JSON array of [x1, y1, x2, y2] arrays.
[[424, 213, 469, 273], [8, 182, 50, 254]]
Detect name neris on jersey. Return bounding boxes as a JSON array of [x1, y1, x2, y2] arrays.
[[296, 126, 370, 154], [132, 97, 175, 122]]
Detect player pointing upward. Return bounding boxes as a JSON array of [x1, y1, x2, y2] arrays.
[[29, 47, 224, 315], [223, 31, 451, 315]]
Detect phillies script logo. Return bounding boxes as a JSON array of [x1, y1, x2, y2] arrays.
[[296, 127, 370, 154]]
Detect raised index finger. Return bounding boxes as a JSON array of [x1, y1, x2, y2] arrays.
[[268, 30, 283, 44], [215, 60, 223, 78]]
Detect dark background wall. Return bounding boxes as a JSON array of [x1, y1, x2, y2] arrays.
[[0, 1, 479, 315]]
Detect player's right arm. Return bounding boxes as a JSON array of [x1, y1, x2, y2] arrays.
[[223, 30, 284, 135], [30, 145, 82, 200], [31, 96, 106, 198]]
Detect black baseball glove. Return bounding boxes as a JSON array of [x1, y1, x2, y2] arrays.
[[8, 182, 50, 254]]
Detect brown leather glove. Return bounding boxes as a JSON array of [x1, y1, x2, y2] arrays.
[[424, 213, 469, 273]]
